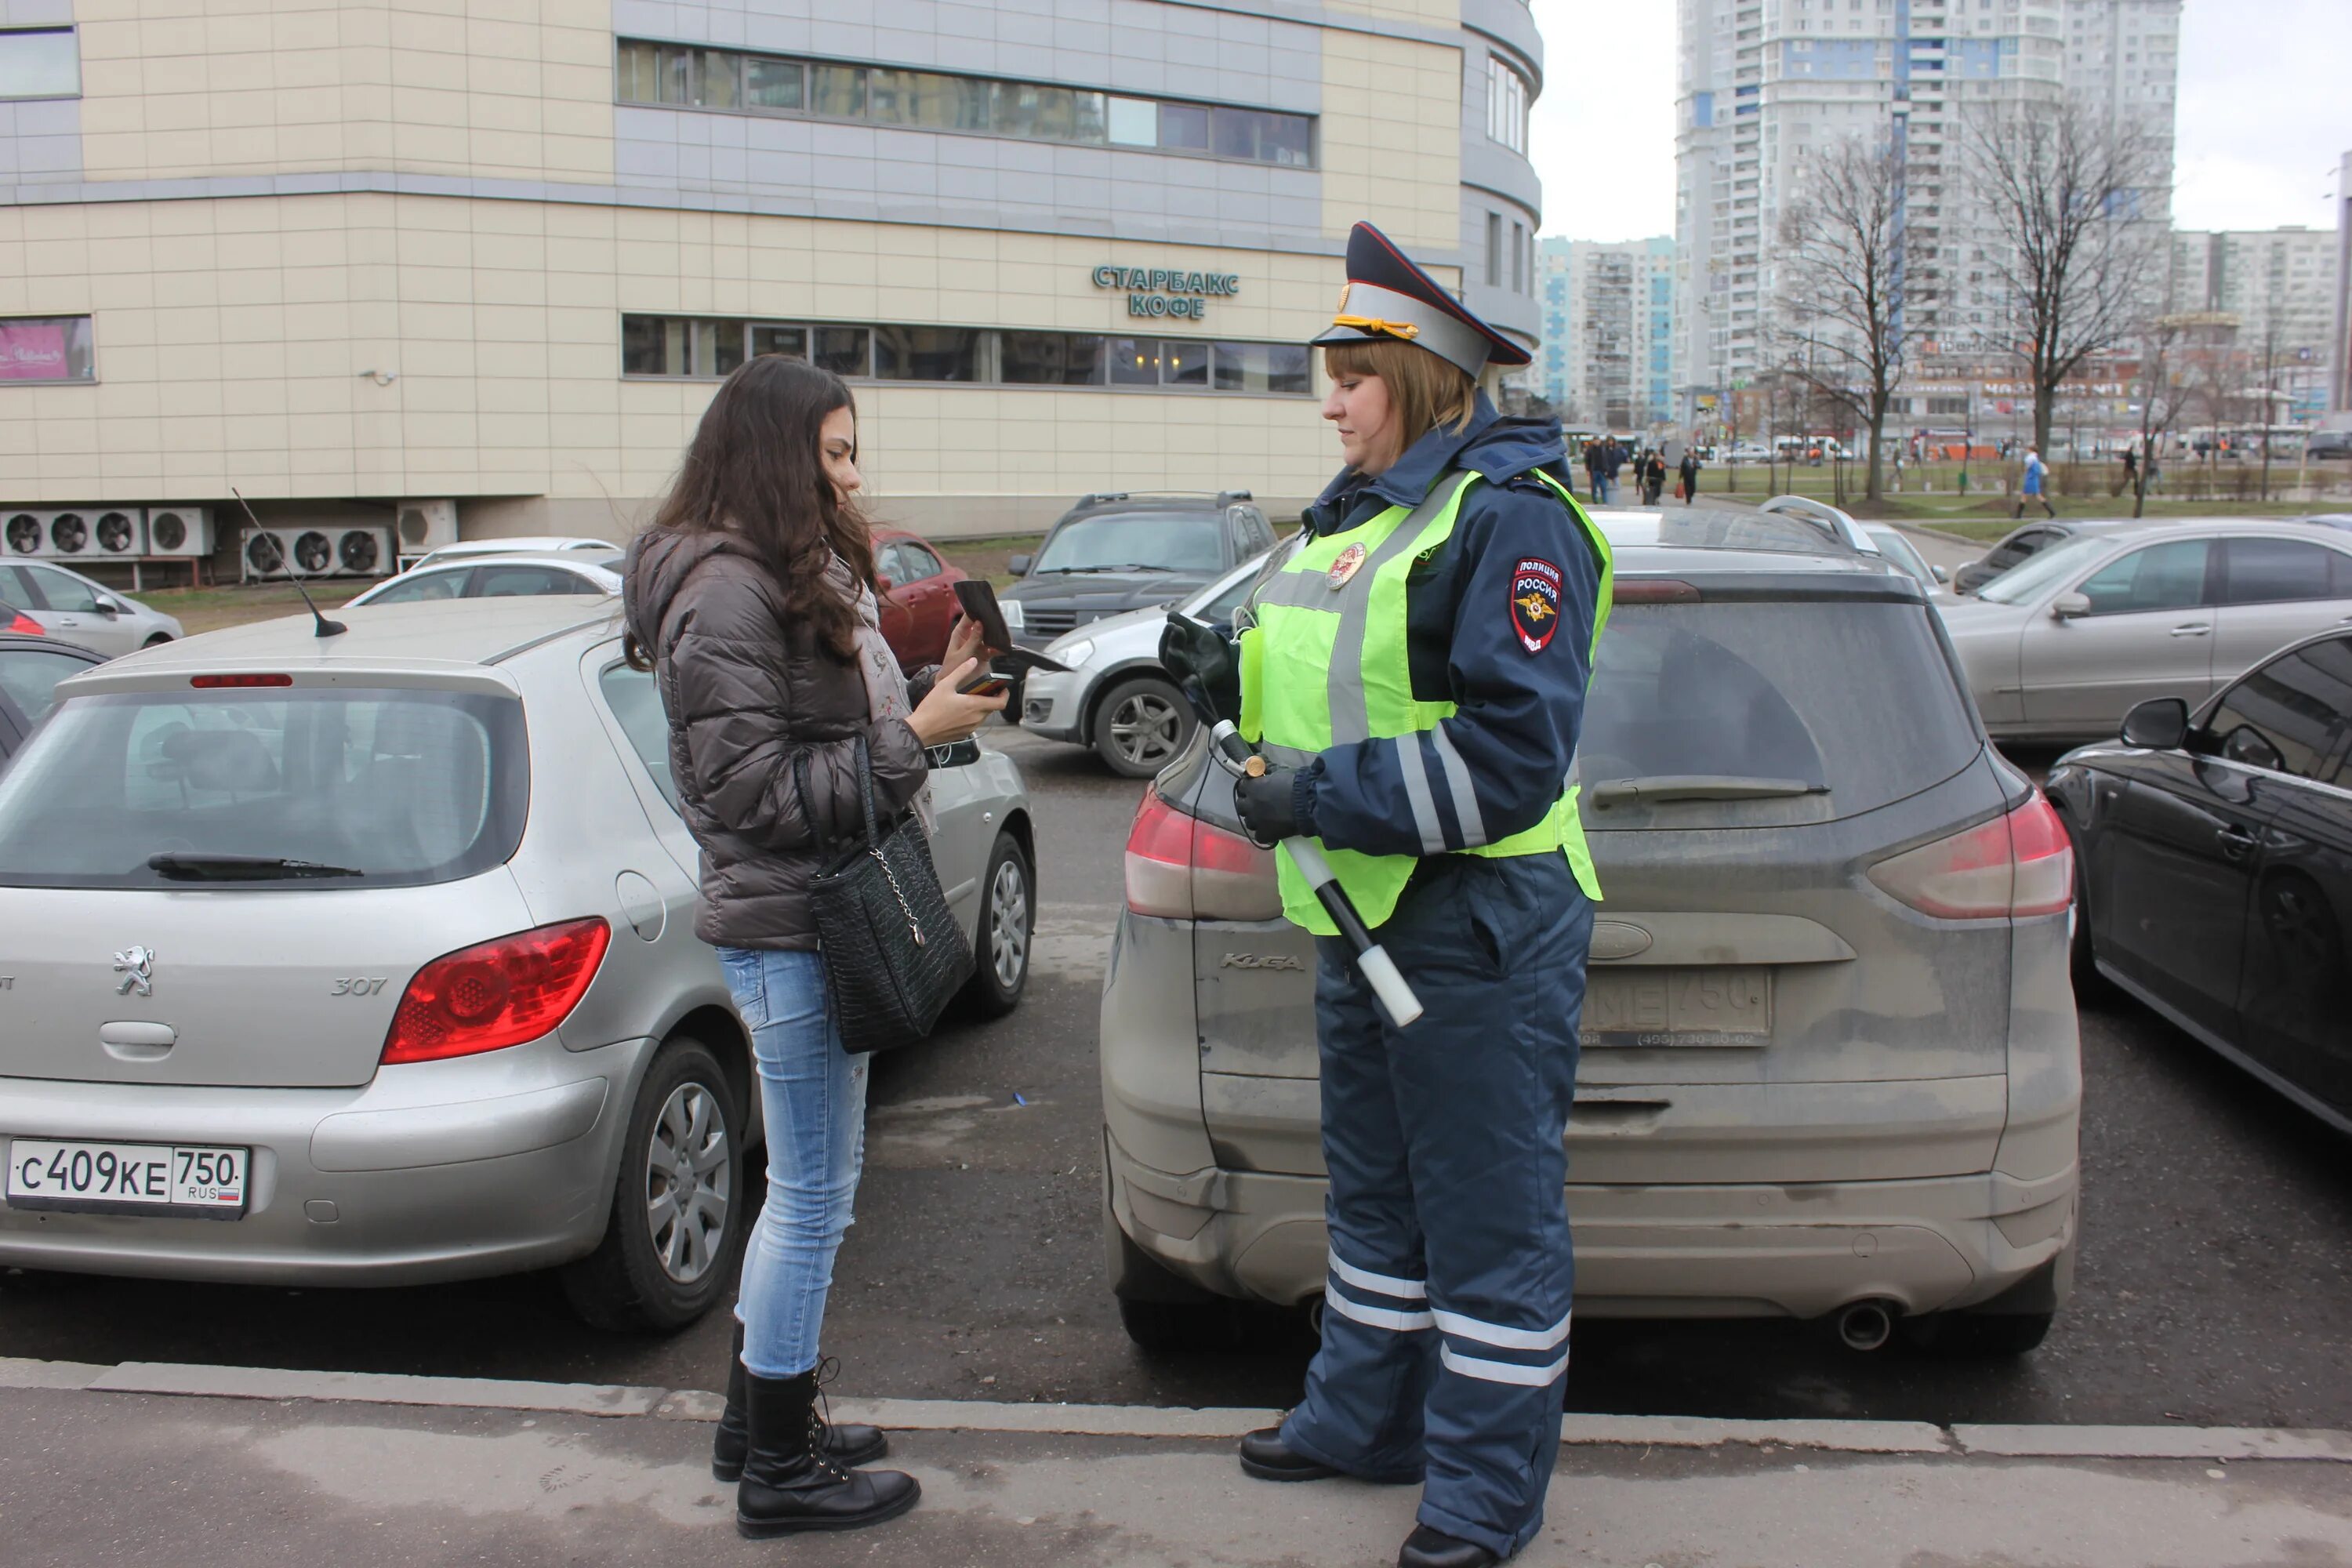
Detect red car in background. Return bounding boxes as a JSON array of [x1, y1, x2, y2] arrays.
[[873, 528, 970, 672]]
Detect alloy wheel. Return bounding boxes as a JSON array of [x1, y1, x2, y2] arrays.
[[644, 1081, 731, 1284], [1109, 689, 1183, 769], [989, 854, 1031, 991]]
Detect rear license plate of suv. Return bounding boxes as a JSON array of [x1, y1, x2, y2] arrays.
[[1581, 967, 1770, 1048], [5, 1139, 249, 1218]]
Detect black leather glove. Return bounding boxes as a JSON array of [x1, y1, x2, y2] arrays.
[[1159, 613, 1240, 726], [1232, 764, 1302, 848]]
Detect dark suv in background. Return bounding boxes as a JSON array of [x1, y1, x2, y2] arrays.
[[1000, 491, 1278, 648]]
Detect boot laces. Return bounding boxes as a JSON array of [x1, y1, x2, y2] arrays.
[[808, 1356, 849, 1480]]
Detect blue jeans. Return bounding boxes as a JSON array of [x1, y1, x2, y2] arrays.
[[718, 946, 869, 1379]]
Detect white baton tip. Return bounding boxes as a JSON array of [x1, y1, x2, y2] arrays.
[[1359, 946, 1425, 1029]]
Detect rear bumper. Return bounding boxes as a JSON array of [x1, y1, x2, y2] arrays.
[[0, 1037, 652, 1286], [1105, 1123, 2077, 1321]]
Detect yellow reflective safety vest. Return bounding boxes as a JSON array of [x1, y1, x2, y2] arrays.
[[1236, 466, 1613, 936]]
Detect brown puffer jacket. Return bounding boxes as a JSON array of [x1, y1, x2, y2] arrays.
[[622, 529, 935, 950]]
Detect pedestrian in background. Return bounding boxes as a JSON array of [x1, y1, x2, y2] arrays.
[[1678, 446, 1700, 504], [1583, 439, 1605, 503], [1643, 449, 1667, 505], [1602, 437, 1625, 503], [2014, 447, 2055, 519], [1185, 220, 1613, 1568], [622, 355, 1006, 1539]]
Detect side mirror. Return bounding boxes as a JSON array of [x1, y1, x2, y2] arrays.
[[93, 600, 121, 617], [1930, 564, 1950, 584], [2050, 592, 2092, 620], [2120, 696, 2189, 750], [925, 738, 982, 768], [1007, 554, 1032, 578]]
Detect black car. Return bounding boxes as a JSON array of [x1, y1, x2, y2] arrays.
[[1952, 519, 2132, 594], [0, 633, 107, 760], [2048, 630, 2352, 1133], [1000, 491, 1278, 648]]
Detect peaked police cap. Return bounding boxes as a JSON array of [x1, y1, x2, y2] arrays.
[[1308, 221, 1532, 377]]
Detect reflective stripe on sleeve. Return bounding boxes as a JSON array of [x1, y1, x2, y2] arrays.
[[1431, 1305, 1573, 1351], [1392, 735, 1447, 854], [1439, 1345, 1570, 1387], [1328, 1248, 1428, 1301], [1428, 724, 1489, 848]]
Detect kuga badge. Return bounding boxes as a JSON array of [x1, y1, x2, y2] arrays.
[[1328, 543, 1367, 590], [1510, 557, 1562, 653]]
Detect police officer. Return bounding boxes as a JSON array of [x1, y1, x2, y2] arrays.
[[1176, 223, 1612, 1568]]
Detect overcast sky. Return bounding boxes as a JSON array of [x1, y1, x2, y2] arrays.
[[1527, 0, 2349, 242]]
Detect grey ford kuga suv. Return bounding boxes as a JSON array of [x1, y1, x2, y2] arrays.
[[1101, 508, 2082, 1357]]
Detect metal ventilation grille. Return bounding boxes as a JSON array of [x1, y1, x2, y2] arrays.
[[49, 512, 86, 554], [338, 529, 380, 574], [96, 511, 139, 553], [150, 512, 189, 552], [4, 514, 38, 554]]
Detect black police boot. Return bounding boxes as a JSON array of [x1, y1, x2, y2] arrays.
[[1397, 1524, 1502, 1568], [1237, 1425, 1341, 1482], [735, 1367, 919, 1538], [714, 1330, 887, 1480]]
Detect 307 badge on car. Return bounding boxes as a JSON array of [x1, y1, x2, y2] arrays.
[[5, 1140, 249, 1219]]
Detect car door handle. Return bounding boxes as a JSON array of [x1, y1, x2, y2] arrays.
[[2169, 623, 2211, 637], [2214, 826, 2258, 860]]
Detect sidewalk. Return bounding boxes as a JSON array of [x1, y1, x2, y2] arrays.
[[5, 1359, 2349, 1567]]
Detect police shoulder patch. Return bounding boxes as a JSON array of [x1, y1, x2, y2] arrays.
[[1509, 557, 1562, 653]]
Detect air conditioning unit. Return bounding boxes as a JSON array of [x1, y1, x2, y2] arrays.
[[92, 508, 148, 557], [43, 509, 92, 558], [2, 510, 49, 557], [394, 499, 458, 567], [241, 524, 394, 581], [144, 506, 215, 558]]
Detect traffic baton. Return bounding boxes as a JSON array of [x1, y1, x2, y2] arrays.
[[1207, 720, 1425, 1029]]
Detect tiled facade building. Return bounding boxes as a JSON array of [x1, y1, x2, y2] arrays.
[[1534, 234, 1673, 432], [0, 0, 1544, 575]]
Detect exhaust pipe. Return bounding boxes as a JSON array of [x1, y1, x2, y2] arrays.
[[1837, 1299, 1896, 1352]]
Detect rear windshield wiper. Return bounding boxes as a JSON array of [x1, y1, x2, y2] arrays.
[[1588, 776, 1828, 808], [1084, 563, 1178, 573], [147, 853, 364, 880]]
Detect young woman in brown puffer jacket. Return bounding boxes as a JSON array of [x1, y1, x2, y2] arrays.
[[622, 354, 1004, 1540]]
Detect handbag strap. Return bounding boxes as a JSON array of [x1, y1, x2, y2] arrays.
[[791, 732, 887, 851]]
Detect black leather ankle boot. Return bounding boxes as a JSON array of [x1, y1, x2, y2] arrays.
[[715, 1330, 887, 1480], [735, 1367, 919, 1538], [1397, 1524, 1501, 1568]]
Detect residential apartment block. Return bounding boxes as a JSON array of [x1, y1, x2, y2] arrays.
[[1671, 0, 2180, 425], [1535, 234, 1672, 431], [0, 0, 1544, 581], [2169, 226, 2339, 419]]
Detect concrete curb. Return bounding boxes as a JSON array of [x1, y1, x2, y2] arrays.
[[4, 1356, 2346, 1462]]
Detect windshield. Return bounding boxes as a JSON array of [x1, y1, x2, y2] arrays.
[[1974, 535, 2109, 604], [1867, 530, 1932, 583], [1580, 600, 1977, 827], [1032, 514, 1224, 574], [0, 686, 528, 890]]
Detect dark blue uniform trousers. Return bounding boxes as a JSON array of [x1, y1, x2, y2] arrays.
[[1279, 851, 1591, 1560]]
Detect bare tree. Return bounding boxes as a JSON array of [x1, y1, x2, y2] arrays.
[[1773, 133, 1922, 504], [1966, 103, 2165, 457], [2128, 317, 2193, 518]]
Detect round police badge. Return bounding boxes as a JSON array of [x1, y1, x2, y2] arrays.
[[1327, 543, 1367, 590]]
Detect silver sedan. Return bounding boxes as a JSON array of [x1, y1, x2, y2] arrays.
[[1937, 517, 2352, 742], [0, 597, 1034, 1328], [1, 561, 184, 656]]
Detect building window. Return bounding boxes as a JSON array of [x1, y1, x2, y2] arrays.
[[622, 316, 1312, 396], [0, 27, 78, 100], [0, 316, 95, 382], [1513, 222, 1527, 294], [1486, 54, 1530, 154], [1486, 212, 1503, 288], [616, 41, 1314, 168]]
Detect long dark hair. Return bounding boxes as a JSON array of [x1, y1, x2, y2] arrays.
[[640, 354, 873, 662]]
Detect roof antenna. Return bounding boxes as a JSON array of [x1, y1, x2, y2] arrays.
[[230, 488, 345, 638]]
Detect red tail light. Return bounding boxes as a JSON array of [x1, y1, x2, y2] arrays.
[[382, 917, 612, 1064], [1123, 790, 1276, 921], [5, 612, 42, 636], [1867, 793, 2074, 920], [191, 674, 292, 688]]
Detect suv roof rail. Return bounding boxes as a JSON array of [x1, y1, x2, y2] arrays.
[[1756, 495, 1879, 556], [1075, 488, 1253, 510], [1076, 492, 1131, 509]]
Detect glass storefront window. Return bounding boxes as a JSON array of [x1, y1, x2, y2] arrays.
[[1002, 332, 1105, 385], [1156, 101, 1210, 152], [1105, 96, 1156, 147], [1109, 338, 1163, 387], [745, 56, 803, 110], [1210, 107, 1312, 168], [813, 326, 870, 378], [1160, 340, 1208, 388], [993, 81, 1079, 140], [0, 27, 78, 99], [811, 64, 866, 118], [874, 326, 983, 381], [870, 69, 991, 132], [751, 325, 807, 361], [615, 40, 659, 106], [622, 316, 688, 376], [1213, 341, 1310, 395]]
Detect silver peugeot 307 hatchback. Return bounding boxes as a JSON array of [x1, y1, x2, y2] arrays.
[[1102, 510, 2082, 1356], [0, 597, 1034, 1328]]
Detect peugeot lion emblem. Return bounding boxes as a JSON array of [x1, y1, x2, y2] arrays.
[[113, 946, 156, 998]]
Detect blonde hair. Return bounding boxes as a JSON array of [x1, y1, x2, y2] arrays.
[[1323, 339, 1479, 453]]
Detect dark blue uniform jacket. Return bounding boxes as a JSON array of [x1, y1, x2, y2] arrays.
[[1290, 394, 1606, 858]]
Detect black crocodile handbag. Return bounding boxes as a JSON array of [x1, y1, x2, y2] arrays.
[[797, 736, 972, 1054]]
